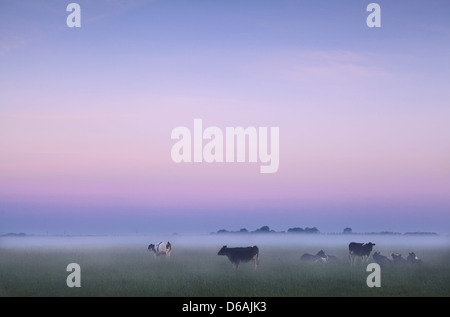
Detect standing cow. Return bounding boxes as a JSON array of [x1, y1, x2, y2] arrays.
[[348, 242, 375, 266], [217, 245, 259, 269], [148, 241, 172, 259]]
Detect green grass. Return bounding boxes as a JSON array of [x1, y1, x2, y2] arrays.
[[1, 243, 449, 297]]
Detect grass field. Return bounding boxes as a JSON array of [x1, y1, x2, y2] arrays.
[[1, 235, 449, 297]]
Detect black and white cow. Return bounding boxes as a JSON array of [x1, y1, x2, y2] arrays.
[[372, 251, 392, 267], [301, 250, 327, 263], [148, 241, 172, 259], [348, 242, 375, 266], [406, 252, 422, 265], [217, 245, 259, 269], [301, 250, 338, 264]]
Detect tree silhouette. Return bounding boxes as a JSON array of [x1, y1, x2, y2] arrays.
[[343, 227, 353, 234], [255, 226, 270, 233]]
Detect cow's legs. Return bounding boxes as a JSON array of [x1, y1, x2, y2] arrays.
[[253, 255, 259, 269]]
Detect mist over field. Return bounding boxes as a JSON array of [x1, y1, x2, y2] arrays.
[[1, 233, 449, 297], [1, 232, 449, 249]]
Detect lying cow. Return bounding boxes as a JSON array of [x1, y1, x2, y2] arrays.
[[326, 254, 338, 262], [391, 252, 406, 264], [148, 241, 172, 259], [217, 245, 259, 269], [372, 251, 392, 267], [349, 242, 375, 266], [301, 250, 338, 264], [301, 250, 327, 263], [407, 252, 422, 265]]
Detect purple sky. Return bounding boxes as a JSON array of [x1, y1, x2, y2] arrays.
[[1, 0, 449, 235]]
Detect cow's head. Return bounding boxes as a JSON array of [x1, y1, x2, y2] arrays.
[[148, 244, 156, 252], [217, 245, 227, 255]]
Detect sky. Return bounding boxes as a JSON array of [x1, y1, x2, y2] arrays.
[[0, 0, 449, 235]]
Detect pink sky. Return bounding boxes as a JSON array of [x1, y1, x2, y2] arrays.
[[1, 0, 449, 234]]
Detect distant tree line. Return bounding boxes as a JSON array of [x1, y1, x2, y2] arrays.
[[213, 226, 320, 234], [287, 227, 320, 234], [340, 228, 438, 235], [1, 233, 27, 237], [212, 227, 438, 236]]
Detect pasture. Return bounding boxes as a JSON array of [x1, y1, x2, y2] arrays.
[[1, 234, 449, 297]]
